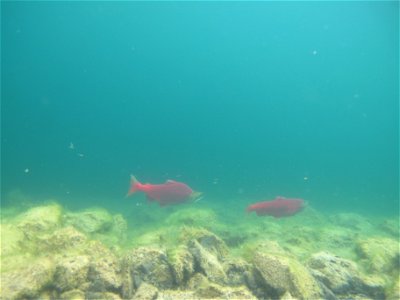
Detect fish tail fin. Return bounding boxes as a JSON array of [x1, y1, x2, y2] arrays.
[[126, 175, 141, 197]]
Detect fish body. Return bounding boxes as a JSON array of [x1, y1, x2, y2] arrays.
[[127, 175, 199, 206], [247, 196, 304, 218]]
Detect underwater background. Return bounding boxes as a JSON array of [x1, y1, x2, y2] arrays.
[[2, 1, 398, 215], [1, 2, 399, 299]]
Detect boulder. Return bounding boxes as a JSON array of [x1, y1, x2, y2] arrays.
[[85, 291, 122, 300], [386, 276, 400, 300], [356, 237, 400, 274], [181, 227, 228, 260], [121, 247, 174, 297], [87, 252, 121, 293], [157, 290, 196, 300], [168, 245, 195, 285], [63, 208, 113, 234], [223, 258, 254, 286], [60, 289, 85, 300], [54, 255, 90, 292], [378, 219, 399, 237], [0, 223, 24, 257], [133, 282, 158, 300], [36, 226, 87, 253], [165, 207, 218, 228], [330, 213, 373, 231], [252, 252, 322, 300], [188, 239, 227, 284], [16, 204, 62, 237], [0, 258, 55, 300], [195, 282, 255, 299], [308, 251, 385, 299]]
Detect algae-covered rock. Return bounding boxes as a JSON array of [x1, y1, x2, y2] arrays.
[[54, 255, 90, 292], [188, 239, 227, 284], [63, 208, 113, 234], [308, 251, 385, 299], [87, 253, 121, 293], [223, 258, 254, 286], [252, 251, 322, 300], [85, 291, 122, 300], [356, 237, 400, 274], [181, 227, 229, 260], [16, 203, 62, 236], [133, 282, 159, 300], [186, 272, 255, 299], [386, 276, 400, 300], [111, 214, 128, 240], [60, 289, 86, 300], [330, 213, 374, 231], [195, 282, 255, 299], [121, 247, 174, 295], [0, 258, 55, 300], [165, 207, 218, 228], [186, 272, 210, 290], [0, 223, 24, 257], [37, 226, 87, 253], [158, 290, 196, 300], [379, 219, 399, 237], [168, 245, 195, 285]]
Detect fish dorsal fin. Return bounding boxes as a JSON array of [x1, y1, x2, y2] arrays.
[[166, 180, 177, 184], [276, 196, 286, 201]]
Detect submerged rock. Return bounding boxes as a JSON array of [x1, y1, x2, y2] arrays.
[[87, 251, 121, 293], [223, 258, 254, 287], [166, 207, 218, 228], [182, 227, 229, 260], [252, 251, 322, 300], [188, 239, 227, 284], [186, 273, 255, 299], [195, 282, 255, 299], [36, 226, 87, 254], [133, 282, 158, 300], [121, 247, 174, 298], [59, 289, 85, 300], [168, 245, 195, 285], [63, 208, 114, 234], [53, 255, 90, 292], [158, 290, 196, 300], [0, 258, 55, 300], [308, 251, 385, 299], [0, 223, 24, 257], [330, 213, 374, 231], [16, 203, 62, 237], [356, 237, 400, 274], [85, 291, 122, 300], [378, 219, 399, 237]]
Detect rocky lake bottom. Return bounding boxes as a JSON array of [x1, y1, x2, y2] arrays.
[[0, 200, 399, 300]]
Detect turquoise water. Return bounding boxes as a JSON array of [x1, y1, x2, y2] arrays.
[[2, 2, 398, 216]]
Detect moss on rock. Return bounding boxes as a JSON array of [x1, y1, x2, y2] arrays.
[[356, 237, 400, 275], [252, 251, 322, 300]]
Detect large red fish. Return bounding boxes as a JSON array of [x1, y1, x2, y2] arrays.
[[247, 196, 305, 218], [127, 175, 201, 206]]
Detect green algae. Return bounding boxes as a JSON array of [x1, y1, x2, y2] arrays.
[[1, 200, 398, 299]]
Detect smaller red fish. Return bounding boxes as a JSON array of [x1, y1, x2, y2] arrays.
[[247, 196, 305, 218], [127, 175, 201, 206]]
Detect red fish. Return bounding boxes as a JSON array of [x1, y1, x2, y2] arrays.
[[247, 196, 305, 218], [127, 175, 201, 206]]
